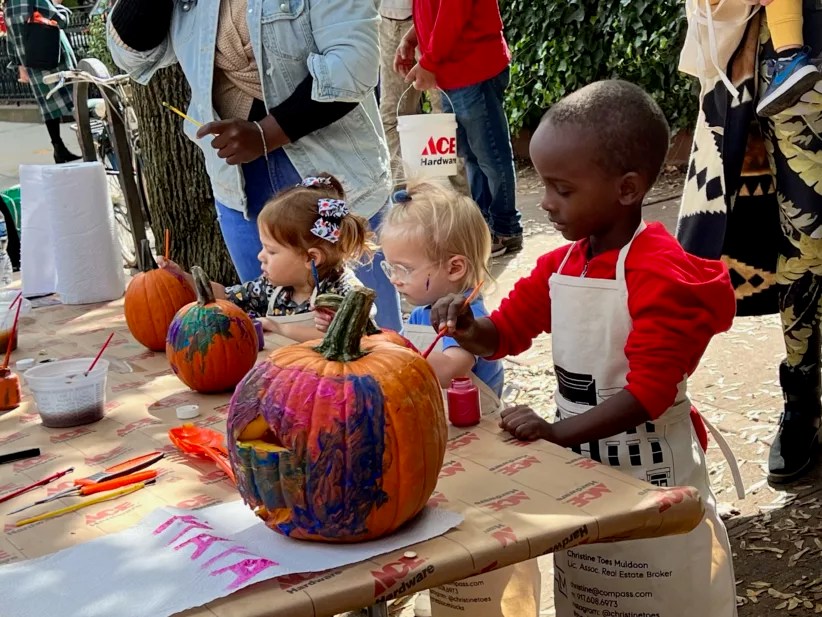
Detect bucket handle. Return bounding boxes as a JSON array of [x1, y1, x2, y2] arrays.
[[397, 85, 455, 118]]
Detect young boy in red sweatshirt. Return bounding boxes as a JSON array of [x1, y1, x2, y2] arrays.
[[430, 80, 739, 617], [394, 0, 522, 257]]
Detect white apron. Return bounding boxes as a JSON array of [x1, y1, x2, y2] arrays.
[[550, 223, 738, 617], [264, 286, 318, 328]]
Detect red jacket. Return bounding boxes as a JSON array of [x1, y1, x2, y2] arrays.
[[489, 223, 736, 421], [413, 0, 511, 90]]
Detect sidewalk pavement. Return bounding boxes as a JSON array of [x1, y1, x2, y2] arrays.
[[0, 121, 81, 191]]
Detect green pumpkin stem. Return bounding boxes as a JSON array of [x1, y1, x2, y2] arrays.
[[191, 266, 216, 306], [138, 239, 158, 273], [314, 287, 375, 362], [314, 292, 381, 336]]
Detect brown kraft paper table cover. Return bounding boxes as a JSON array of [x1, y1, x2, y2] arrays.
[[0, 298, 705, 617]]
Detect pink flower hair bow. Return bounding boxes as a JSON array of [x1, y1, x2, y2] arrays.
[[300, 176, 332, 188], [310, 199, 349, 244]]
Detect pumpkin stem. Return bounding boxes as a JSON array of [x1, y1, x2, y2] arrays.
[[314, 293, 381, 336], [314, 287, 375, 362], [191, 266, 216, 306], [138, 239, 158, 273]]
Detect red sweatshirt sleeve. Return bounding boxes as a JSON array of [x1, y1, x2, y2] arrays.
[[418, 0, 472, 74], [488, 249, 565, 359], [623, 252, 735, 419]]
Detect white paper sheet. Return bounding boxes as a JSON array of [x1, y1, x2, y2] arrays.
[[0, 502, 462, 617]]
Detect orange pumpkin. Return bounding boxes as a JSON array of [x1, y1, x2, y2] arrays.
[[166, 266, 258, 393], [313, 292, 419, 353], [227, 287, 446, 542], [125, 240, 196, 351]]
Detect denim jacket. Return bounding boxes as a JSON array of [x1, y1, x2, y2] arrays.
[[107, 0, 391, 220]]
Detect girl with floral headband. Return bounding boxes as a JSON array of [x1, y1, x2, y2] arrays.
[[160, 173, 372, 342]]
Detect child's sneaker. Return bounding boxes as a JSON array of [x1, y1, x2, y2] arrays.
[[757, 48, 821, 117]]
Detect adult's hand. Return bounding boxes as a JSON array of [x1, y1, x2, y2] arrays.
[[196, 116, 289, 166], [406, 63, 437, 91], [394, 29, 417, 76]]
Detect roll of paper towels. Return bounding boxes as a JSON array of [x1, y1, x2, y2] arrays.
[[20, 162, 125, 304]]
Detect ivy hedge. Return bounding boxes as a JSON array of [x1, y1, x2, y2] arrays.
[[501, 0, 697, 135]]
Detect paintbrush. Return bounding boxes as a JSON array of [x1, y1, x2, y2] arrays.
[[161, 102, 202, 128]]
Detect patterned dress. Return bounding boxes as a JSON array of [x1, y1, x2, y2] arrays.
[[677, 4, 822, 372], [225, 267, 360, 317], [4, 0, 74, 121]]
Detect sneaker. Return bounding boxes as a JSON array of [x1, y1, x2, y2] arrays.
[[757, 48, 822, 117], [491, 234, 523, 257]]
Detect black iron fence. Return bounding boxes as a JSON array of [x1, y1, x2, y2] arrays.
[[0, 8, 93, 104]]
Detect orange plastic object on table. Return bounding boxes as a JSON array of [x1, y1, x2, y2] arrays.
[[169, 424, 236, 484]]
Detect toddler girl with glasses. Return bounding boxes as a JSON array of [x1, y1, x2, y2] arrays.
[[379, 182, 503, 396]]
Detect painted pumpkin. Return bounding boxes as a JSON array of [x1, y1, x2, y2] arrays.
[[227, 287, 446, 542], [313, 292, 419, 353], [166, 266, 258, 393], [124, 240, 196, 351]]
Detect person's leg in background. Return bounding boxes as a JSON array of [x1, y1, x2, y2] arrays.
[[215, 150, 302, 283], [355, 207, 403, 332], [761, 22, 822, 482], [757, 0, 820, 116], [379, 16, 421, 181], [26, 66, 80, 164], [444, 69, 522, 257], [429, 90, 470, 197]]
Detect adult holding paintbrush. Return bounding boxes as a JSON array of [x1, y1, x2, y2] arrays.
[[106, 0, 402, 332]]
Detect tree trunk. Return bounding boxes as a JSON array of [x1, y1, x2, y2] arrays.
[[129, 65, 237, 285]]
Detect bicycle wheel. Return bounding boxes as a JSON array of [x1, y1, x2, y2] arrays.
[[71, 58, 148, 269]]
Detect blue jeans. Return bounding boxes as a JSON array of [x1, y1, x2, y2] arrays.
[[215, 150, 402, 332], [442, 68, 521, 237]]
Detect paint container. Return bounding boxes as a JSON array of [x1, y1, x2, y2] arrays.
[[447, 377, 480, 427], [253, 318, 265, 351], [24, 358, 109, 427], [0, 292, 31, 354], [0, 367, 21, 411]]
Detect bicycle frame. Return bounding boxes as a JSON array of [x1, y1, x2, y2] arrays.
[[45, 61, 149, 266]]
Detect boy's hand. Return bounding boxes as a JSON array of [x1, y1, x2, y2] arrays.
[[500, 406, 553, 442], [406, 64, 437, 91], [314, 308, 334, 333], [430, 293, 475, 336]]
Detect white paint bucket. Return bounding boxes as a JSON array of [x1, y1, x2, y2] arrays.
[[397, 87, 458, 178]]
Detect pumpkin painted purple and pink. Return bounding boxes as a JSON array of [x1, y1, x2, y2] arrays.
[[227, 288, 446, 542]]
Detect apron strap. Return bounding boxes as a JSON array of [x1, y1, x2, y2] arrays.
[[615, 221, 647, 281], [266, 286, 318, 316], [267, 286, 284, 316], [698, 412, 746, 500], [556, 243, 577, 275]]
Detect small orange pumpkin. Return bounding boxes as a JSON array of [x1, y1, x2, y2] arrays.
[[124, 240, 196, 351], [166, 266, 258, 393], [228, 288, 445, 542]]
